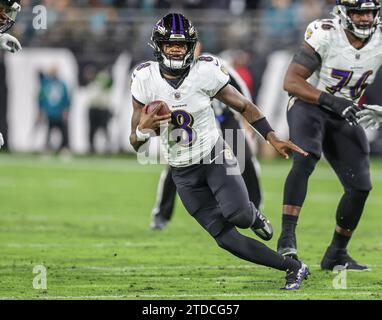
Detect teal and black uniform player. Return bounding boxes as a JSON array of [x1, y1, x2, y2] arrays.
[[38, 70, 71, 152]]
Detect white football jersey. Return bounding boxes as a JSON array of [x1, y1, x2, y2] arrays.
[[305, 18, 382, 103], [131, 56, 230, 167]]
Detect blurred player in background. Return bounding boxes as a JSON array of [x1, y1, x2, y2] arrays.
[[277, 0, 382, 271], [130, 13, 310, 290], [87, 70, 114, 154], [150, 43, 263, 230], [0, 0, 21, 149], [38, 66, 71, 154]]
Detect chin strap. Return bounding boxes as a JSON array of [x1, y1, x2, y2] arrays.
[[159, 64, 189, 77]]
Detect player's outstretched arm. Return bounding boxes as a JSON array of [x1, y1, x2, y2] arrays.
[[214, 84, 263, 122], [215, 84, 308, 159], [265, 132, 308, 159], [129, 99, 171, 152], [0, 33, 22, 53]]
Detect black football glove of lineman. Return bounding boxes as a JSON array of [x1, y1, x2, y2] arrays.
[[319, 92, 362, 126]]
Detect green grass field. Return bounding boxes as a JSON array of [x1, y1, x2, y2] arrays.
[[0, 153, 381, 300]]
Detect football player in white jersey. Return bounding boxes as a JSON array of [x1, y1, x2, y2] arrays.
[[149, 43, 263, 231], [0, 0, 21, 53], [130, 13, 310, 290], [0, 0, 21, 149], [276, 0, 382, 271]]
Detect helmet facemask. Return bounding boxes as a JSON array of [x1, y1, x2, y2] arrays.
[[335, 0, 381, 39], [154, 39, 196, 71]]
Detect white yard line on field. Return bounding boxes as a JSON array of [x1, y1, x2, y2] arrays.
[[0, 263, 380, 274], [1, 242, 173, 248], [1, 156, 382, 181], [263, 191, 382, 204], [0, 156, 163, 173], [75, 265, 260, 271], [75, 264, 382, 272], [0, 291, 379, 300]]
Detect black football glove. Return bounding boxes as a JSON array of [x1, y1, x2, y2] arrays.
[[318, 92, 362, 126]]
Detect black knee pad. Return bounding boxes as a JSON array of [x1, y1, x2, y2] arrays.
[[340, 165, 372, 192], [283, 154, 319, 206], [227, 202, 256, 229], [291, 153, 318, 177], [336, 189, 370, 231]]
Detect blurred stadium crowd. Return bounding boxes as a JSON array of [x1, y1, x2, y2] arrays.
[[17, 0, 337, 58], [1, 0, 382, 155]]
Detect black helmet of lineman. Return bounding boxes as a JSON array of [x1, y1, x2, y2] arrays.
[[151, 13, 198, 73], [0, 0, 21, 33], [335, 0, 381, 39]]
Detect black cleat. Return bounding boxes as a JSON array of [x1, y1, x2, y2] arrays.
[[251, 210, 273, 241], [150, 216, 169, 231], [320, 247, 369, 271], [282, 261, 310, 290], [277, 234, 298, 260]]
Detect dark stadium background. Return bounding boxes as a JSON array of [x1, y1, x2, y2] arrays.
[[2, 0, 382, 156]]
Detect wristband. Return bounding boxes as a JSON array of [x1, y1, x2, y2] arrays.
[[136, 126, 151, 141], [318, 92, 336, 107], [250, 117, 274, 140], [318, 92, 353, 110]]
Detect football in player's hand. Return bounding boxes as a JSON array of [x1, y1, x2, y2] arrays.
[[145, 100, 171, 115]]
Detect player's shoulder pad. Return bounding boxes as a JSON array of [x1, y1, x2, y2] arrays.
[[305, 19, 337, 43], [131, 61, 155, 81], [194, 55, 229, 77]]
